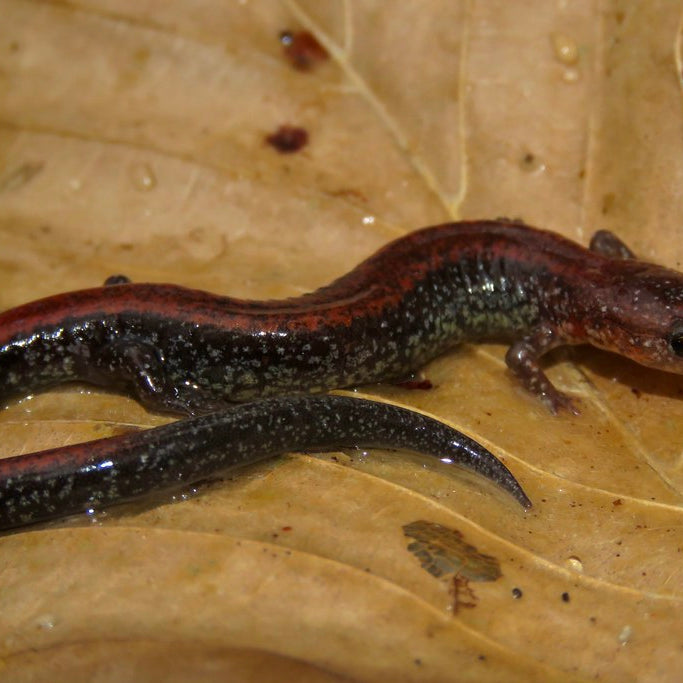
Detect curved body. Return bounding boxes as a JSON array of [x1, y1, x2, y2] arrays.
[[3, 219, 683, 529], [2, 220, 683, 414], [0, 396, 530, 530]]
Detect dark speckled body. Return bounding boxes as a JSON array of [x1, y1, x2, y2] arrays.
[[0, 395, 530, 530], [0, 220, 550, 412], [3, 220, 683, 414], [4, 220, 683, 529]]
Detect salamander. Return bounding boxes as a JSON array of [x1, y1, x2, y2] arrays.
[[2, 219, 682, 415], [2, 219, 683, 528], [0, 395, 530, 530]]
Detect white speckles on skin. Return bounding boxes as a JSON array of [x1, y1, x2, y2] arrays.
[[6, 224, 683, 517], [241, 371, 258, 386], [0, 396, 531, 529]]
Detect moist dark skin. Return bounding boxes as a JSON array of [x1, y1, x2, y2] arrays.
[[0, 395, 531, 531], [2, 219, 683, 529], [2, 220, 683, 415]]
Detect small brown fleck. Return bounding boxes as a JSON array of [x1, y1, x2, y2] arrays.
[[520, 152, 542, 172], [281, 525, 292, 532], [279, 30, 329, 71], [266, 125, 309, 154], [326, 188, 369, 203], [511, 587, 523, 599], [601, 192, 616, 214], [561, 592, 570, 603], [612, 498, 623, 506]]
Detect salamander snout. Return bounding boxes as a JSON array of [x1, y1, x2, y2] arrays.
[[595, 264, 683, 374]]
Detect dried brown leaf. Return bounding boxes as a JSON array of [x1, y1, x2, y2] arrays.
[[1, 1, 682, 681]]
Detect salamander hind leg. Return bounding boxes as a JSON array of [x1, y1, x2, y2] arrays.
[[505, 325, 579, 415], [589, 230, 636, 259], [94, 338, 230, 415]]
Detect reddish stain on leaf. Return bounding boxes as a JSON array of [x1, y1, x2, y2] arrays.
[[265, 125, 309, 153], [279, 30, 329, 71]]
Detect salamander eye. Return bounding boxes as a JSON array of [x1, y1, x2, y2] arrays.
[[669, 320, 683, 356]]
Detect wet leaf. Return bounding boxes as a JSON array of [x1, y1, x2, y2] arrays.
[[1, 1, 682, 681]]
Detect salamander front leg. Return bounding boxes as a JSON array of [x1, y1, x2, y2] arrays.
[[589, 230, 636, 259], [505, 325, 579, 415]]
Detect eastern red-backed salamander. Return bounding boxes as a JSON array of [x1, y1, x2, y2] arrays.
[[3, 220, 683, 413], [2, 219, 683, 529]]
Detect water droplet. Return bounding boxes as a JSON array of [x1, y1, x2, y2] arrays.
[[562, 67, 581, 83], [362, 215, 375, 225], [85, 506, 106, 525], [184, 226, 226, 261], [618, 624, 633, 645], [565, 555, 584, 572], [35, 614, 56, 631], [129, 162, 157, 191], [551, 32, 579, 65], [519, 152, 545, 174], [172, 486, 200, 503]]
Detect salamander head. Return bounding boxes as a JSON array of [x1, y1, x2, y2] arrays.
[[593, 262, 683, 374]]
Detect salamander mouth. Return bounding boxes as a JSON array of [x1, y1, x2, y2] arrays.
[[615, 338, 683, 374]]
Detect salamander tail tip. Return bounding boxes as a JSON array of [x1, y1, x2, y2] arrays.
[[511, 483, 533, 510]]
